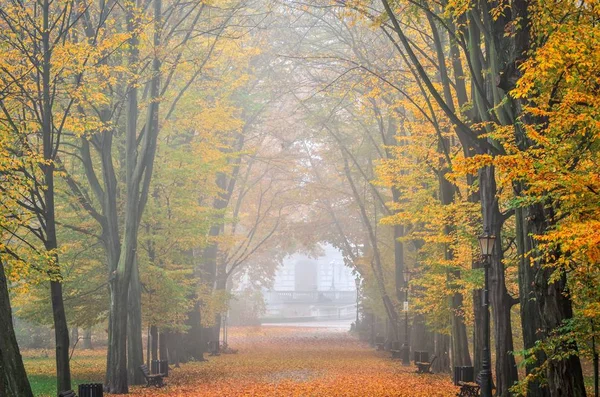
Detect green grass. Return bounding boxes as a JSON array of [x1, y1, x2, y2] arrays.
[[28, 374, 94, 397], [23, 349, 106, 397], [28, 374, 57, 396], [28, 375, 88, 397]]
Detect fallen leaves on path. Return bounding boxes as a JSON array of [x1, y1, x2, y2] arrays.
[[126, 326, 459, 396], [26, 326, 460, 396]]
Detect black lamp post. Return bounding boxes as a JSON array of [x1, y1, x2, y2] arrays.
[[400, 268, 411, 366], [478, 227, 496, 397]]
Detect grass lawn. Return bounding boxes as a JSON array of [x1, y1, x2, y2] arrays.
[[23, 349, 105, 396]]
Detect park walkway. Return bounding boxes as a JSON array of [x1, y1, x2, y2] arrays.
[[24, 325, 459, 396], [125, 325, 458, 396]]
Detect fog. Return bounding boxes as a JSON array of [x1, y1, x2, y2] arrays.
[[0, 1, 597, 396]]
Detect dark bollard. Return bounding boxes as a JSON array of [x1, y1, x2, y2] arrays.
[[208, 340, 220, 356], [78, 383, 103, 397], [375, 336, 385, 351], [414, 351, 429, 363], [400, 343, 410, 365], [151, 359, 161, 374], [453, 366, 475, 385], [160, 359, 169, 377]]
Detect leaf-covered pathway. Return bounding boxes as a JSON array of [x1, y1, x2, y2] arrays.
[[25, 326, 460, 396], [125, 326, 458, 396]]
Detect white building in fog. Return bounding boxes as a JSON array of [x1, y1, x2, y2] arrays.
[[271, 243, 356, 291], [263, 244, 357, 320]]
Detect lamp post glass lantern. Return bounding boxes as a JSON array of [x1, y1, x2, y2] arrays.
[[400, 269, 411, 366], [477, 227, 495, 397], [478, 227, 496, 258]]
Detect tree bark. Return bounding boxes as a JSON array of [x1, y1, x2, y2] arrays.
[[0, 353, 5, 397], [159, 331, 168, 361], [106, 0, 162, 391], [411, 313, 433, 353], [42, 1, 72, 392], [507, 1, 586, 393], [201, 173, 230, 347], [105, 4, 141, 392], [82, 329, 93, 350], [106, 279, 129, 393], [170, 332, 181, 367], [70, 328, 79, 349], [439, 151, 471, 368], [515, 207, 549, 397], [468, 172, 484, 377], [183, 300, 205, 361], [150, 326, 158, 362], [520, 203, 586, 397], [0, 261, 34, 397], [480, 165, 518, 396], [432, 332, 450, 373], [128, 261, 145, 385], [48, 244, 71, 396], [212, 272, 228, 347]]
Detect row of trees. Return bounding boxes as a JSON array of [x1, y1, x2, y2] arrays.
[[1, 0, 598, 397], [264, 1, 598, 396], [0, 0, 314, 395]]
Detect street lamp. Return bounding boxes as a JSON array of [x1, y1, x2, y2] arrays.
[[400, 268, 411, 366], [478, 227, 496, 397]]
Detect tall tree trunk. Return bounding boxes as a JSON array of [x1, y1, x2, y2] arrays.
[[184, 213, 221, 355], [439, 153, 471, 368], [170, 332, 181, 367], [82, 329, 93, 350], [106, 279, 129, 393], [0, 352, 5, 397], [432, 332, 450, 373], [392, 220, 408, 349], [128, 261, 145, 385], [0, 261, 34, 397], [541, 274, 586, 397], [212, 272, 228, 347], [411, 313, 433, 353], [521, 203, 586, 396], [70, 328, 79, 349], [159, 331, 168, 361], [515, 207, 549, 397], [468, 173, 484, 377], [150, 326, 158, 362], [480, 165, 518, 396], [183, 300, 205, 361], [450, 291, 471, 367], [42, 1, 71, 392], [146, 326, 151, 368], [105, 4, 140, 392], [48, 242, 71, 395], [507, 0, 586, 391]]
